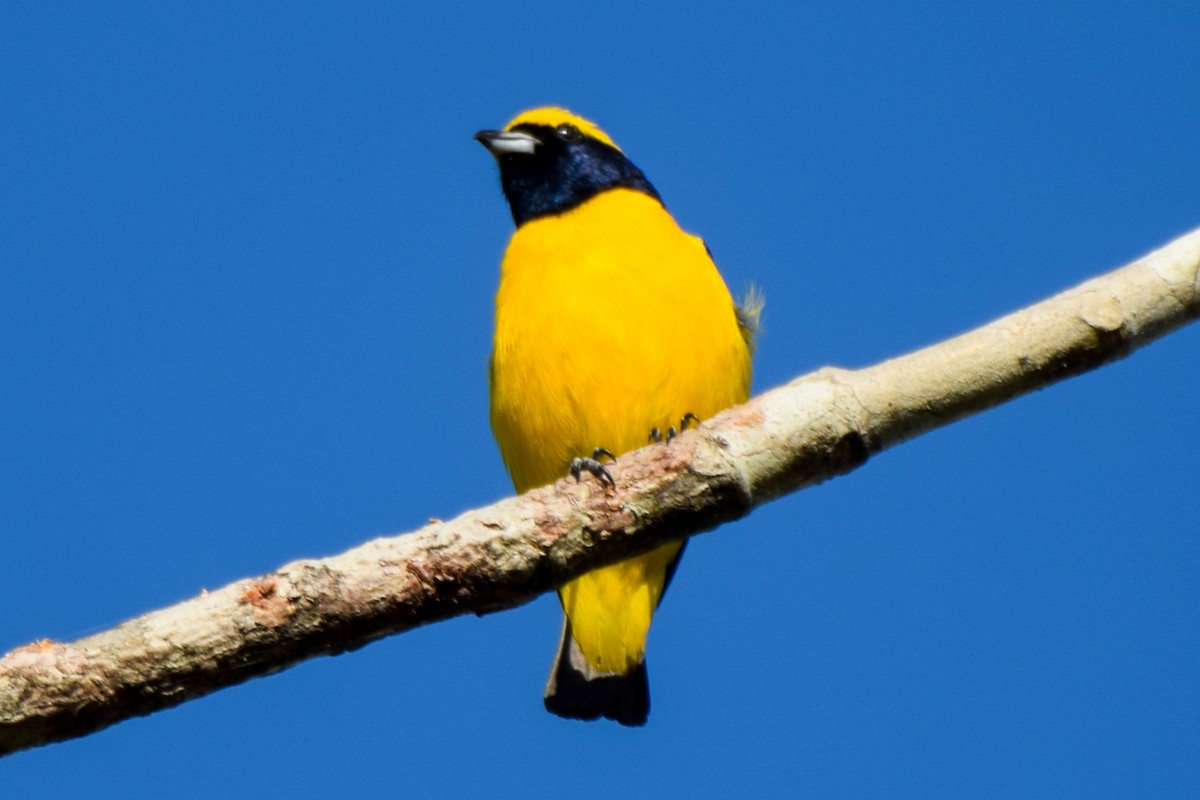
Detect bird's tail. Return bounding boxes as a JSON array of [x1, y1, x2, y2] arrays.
[[543, 619, 650, 727]]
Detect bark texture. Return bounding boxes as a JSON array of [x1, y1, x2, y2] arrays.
[[2, 226, 1198, 757]]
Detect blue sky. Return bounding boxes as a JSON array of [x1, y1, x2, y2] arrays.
[[3, 3, 1199, 797]]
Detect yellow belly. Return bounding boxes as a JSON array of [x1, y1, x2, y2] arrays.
[[490, 188, 752, 673]]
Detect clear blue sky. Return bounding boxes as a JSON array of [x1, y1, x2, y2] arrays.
[[3, 4, 1198, 798]]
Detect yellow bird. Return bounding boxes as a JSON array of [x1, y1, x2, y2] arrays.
[[476, 108, 757, 725]]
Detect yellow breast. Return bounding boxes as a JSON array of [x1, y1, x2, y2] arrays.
[[490, 188, 752, 494]]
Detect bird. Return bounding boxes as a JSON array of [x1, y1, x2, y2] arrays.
[[476, 107, 758, 726]]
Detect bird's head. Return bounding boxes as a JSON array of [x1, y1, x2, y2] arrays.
[[476, 107, 660, 226]]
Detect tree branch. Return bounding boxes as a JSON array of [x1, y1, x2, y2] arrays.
[[3, 226, 1198, 757]]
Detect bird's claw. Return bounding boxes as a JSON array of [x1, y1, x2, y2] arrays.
[[649, 413, 700, 443], [569, 448, 617, 488]]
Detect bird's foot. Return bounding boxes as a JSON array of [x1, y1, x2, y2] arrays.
[[568, 448, 617, 488], [649, 413, 700, 443]]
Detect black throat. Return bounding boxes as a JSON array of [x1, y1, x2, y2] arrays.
[[497, 124, 662, 226]]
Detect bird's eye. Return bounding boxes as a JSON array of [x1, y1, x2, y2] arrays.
[[555, 124, 581, 143]]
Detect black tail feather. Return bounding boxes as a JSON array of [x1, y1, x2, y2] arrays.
[[543, 620, 649, 727]]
